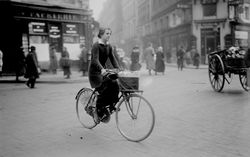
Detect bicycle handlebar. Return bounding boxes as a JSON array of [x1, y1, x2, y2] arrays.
[[102, 69, 120, 80]]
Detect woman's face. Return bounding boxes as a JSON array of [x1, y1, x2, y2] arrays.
[[101, 29, 111, 43]]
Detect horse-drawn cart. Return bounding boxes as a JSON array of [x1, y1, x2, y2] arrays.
[[208, 47, 249, 92]]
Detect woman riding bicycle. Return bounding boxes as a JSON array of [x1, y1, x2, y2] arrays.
[[88, 27, 120, 123]]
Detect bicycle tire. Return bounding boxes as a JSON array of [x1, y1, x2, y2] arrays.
[[76, 88, 97, 129], [115, 93, 155, 142]]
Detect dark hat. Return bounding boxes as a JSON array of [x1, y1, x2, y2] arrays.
[[30, 46, 36, 50]]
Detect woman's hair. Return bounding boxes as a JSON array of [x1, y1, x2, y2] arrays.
[[97, 27, 112, 38]]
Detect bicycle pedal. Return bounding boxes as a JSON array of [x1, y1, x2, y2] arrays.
[[100, 114, 111, 123]]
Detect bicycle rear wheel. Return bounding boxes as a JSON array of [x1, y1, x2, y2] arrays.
[[115, 93, 155, 142], [76, 88, 97, 129]]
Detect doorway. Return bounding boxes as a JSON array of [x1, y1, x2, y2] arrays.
[[201, 28, 220, 64]]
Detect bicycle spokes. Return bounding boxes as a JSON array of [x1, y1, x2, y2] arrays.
[[124, 95, 142, 119], [115, 93, 155, 142]]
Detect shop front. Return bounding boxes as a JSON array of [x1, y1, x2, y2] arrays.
[[161, 23, 192, 63], [0, 1, 92, 74]]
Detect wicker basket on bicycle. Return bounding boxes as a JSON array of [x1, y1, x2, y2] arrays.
[[118, 71, 139, 91]]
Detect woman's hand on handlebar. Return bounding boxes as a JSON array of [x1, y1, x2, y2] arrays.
[[101, 69, 107, 75]]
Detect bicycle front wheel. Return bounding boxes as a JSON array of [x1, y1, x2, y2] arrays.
[[76, 88, 97, 129], [115, 93, 155, 142]]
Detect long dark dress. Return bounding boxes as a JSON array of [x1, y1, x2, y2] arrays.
[[88, 41, 119, 110], [60, 50, 71, 77], [79, 47, 88, 74], [155, 51, 165, 72]]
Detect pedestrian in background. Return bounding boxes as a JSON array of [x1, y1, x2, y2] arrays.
[[176, 46, 185, 71], [0, 49, 3, 77], [15, 47, 26, 81], [193, 51, 200, 69], [130, 45, 141, 71], [166, 49, 172, 63], [24, 46, 39, 88], [60, 47, 71, 79], [79, 44, 88, 76], [185, 49, 192, 65], [49, 45, 58, 74], [144, 42, 155, 75], [155, 46, 165, 75]]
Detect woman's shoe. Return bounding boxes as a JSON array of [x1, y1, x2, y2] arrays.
[[92, 108, 100, 124]]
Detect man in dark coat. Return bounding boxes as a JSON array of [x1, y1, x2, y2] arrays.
[[177, 46, 185, 71], [88, 27, 120, 123], [79, 44, 88, 76], [24, 46, 39, 88]]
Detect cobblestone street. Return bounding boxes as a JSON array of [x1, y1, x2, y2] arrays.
[[1, 66, 250, 157]]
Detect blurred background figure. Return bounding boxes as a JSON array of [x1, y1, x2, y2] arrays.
[[185, 49, 192, 65], [155, 46, 165, 75], [49, 45, 58, 74], [79, 44, 88, 76], [24, 46, 39, 88], [130, 45, 141, 71], [166, 48, 172, 63], [193, 50, 200, 69], [116, 48, 130, 70], [176, 46, 185, 71], [60, 47, 71, 79], [0, 49, 3, 77], [144, 42, 155, 75], [15, 46, 26, 81]]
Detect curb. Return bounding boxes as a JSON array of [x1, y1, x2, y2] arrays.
[[165, 63, 208, 69]]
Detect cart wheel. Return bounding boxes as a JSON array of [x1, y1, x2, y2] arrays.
[[208, 54, 225, 92], [239, 73, 249, 91]]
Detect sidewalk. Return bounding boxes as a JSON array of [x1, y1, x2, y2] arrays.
[[0, 70, 88, 84], [165, 62, 208, 69], [0, 63, 208, 84]]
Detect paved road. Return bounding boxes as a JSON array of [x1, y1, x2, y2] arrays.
[[0, 67, 249, 157]]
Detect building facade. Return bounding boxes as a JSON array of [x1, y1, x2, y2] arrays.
[[193, 0, 229, 64], [193, 0, 250, 64], [0, 0, 92, 73], [121, 0, 138, 54], [98, 0, 123, 48], [150, 0, 192, 62], [137, 0, 152, 50], [97, 0, 250, 65]]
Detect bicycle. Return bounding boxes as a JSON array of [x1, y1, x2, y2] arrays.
[[75, 70, 155, 142]]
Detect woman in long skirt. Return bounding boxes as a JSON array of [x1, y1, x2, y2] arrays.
[[155, 46, 165, 75]]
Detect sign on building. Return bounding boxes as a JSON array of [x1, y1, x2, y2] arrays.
[[235, 31, 248, 39]]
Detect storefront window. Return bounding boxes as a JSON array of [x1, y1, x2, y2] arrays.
[[63, 23, 81, 60], [29, 22, 47, 35], [203, 4, 216, 17], [244, 6, 250, 20]]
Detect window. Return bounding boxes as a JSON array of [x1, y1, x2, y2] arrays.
[[165, 16, 169, 28], [160, 18, 163, 30], [173, 13, 176, 25], [203, 4, 216, 16], [245, 6, 250, 20]]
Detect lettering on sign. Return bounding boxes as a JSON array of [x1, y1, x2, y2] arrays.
[[64, 24, 78, 34], [16, 10, 88, 22], [49, 26, 60, 38], [235, 31, 248, 39]]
